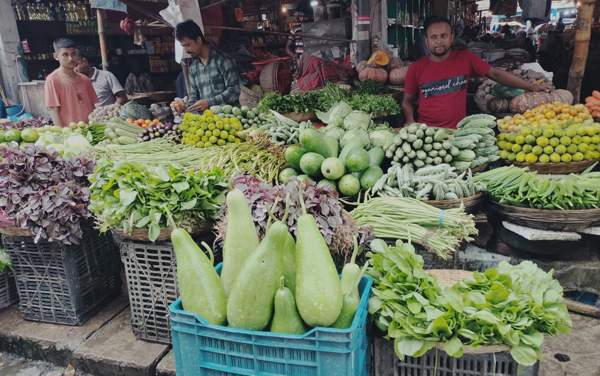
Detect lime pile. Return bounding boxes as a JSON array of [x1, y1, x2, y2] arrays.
[[178, 110, 243, 148], [497, 121, 600, 163]]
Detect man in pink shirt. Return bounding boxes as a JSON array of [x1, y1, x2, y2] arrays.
[[45, 38, 98, 127]]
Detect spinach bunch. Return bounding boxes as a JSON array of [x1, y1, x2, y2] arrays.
[[89, 160, 228, 241], [257, 91, 326, 114], [348, 94, 401, 116], [356, 79, 398, 95], [367, 239, 572, 366]]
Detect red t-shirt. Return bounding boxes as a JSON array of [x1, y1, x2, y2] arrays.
[[45, 70, 99, 127], [404, 50, 491, 129]]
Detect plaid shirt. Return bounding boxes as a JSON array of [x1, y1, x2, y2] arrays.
[[187, 48, 240, 107]]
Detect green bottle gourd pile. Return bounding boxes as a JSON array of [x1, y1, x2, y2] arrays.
[[171, 182, 366, 334]]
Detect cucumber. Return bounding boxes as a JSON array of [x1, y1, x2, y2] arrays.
[[299, 152, 325, 178], [368, 147, 385, 167], [324, 136, 339, 158], [284, 146, 306, 171], [300, 128, 332, 158], [360, 166, 384, 190], [338, 136, 365, 162]]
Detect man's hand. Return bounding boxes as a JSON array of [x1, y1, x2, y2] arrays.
[[292, 53, 299, 60], [404, 120, 416, 127], [186, 99, 209, 113], [531, 83, 554, 93]]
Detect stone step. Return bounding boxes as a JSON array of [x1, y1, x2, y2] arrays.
[[155, 351, 175, 376], [72, 310, 170, 376], [0, 295, 130, 367]]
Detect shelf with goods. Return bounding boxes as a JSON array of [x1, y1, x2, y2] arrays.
[[386, 0, 432, 59]]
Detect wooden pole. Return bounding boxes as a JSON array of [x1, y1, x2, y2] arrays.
[[567, 0, 596, 103], [97, 9, 108, 71]]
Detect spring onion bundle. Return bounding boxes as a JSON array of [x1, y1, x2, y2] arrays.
[[350, 197, 477, 258]]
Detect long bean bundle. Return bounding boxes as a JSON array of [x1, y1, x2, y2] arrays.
[[92, 134, 286, 184], [350, 197, 477, 258]]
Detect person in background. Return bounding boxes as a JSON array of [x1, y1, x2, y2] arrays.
[[175, 20, 240, 112], [286, 1, 314, 60], [516, 27, 528, 44], [556, 17, 565, 31], [401, 16, 553, 129], [108, 53, 130, 87], [501, 24, 512, 35], [45, 38, 98, 127], [75, 50, 128, 107]]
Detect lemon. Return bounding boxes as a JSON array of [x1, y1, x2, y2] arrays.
[[525, 135, 536, 145], [229, 129, 237, 135], [190, 127, 197, 133], [227, 135, 236, 142], [560, 136, 572, 146], [196, 142, 204, 148], [217, 139, 226, 146], [536, 137, 549, 147], [576, 127, 587, 136], [201, 136, 209, 142], [209, 136, 218, 144], [223, 118, 230, 124], [193, 135, 200, 142], [199, 116, 206, 122], [565, 128, 577, 137], [538, 154, 550, 163], [532, 146, 543, 155], [572, 135, 582, 145], [516, 151, 526, 162], [549, 153, 561, 163], [504, 142, 514, 151], [566, 119, 575, 127], [573, 152, 584, 161], [561, 153, 572, 162], [234, 138, 241, 143], [593, 151, 600, 159], [497, 133, 506, 141], [205, 130, 213, 137], [589, 144, 597, 152], [224, 124, 231, 131], [201, 123, 208, 130], [497, 140, 507, 150], [184, 137, 190, 144], [522, 144, 533, 153], [549, 137, 560, 147], [220, 131, 228, 139], [578, 144, 589, 153], [506, 133, 515, 142], [543, 146, 554, 155], [532, 128, 543, 137], [196, 129, 205, 137], [567, 144, 578, 154], [542, 128, 554, 138], [512, 144, 522, 153], [554, 129, 564, 138], [555, 145, 567, 154], [584, 151, 594, 160], [585, 126, 596, 136], [499, 150, 510, 159], [525, 153, 538, 163], [204, 110, 213, 117], [521, 128, 532, 136], [205, 142, 212, 148], [515, 135, 525, 145], [214, 115, 221, 122]]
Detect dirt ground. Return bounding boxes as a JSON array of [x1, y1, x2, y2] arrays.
[[541, 313, 600, 376]]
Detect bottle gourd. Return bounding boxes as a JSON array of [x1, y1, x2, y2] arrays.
[[270, 277, 306, 335]]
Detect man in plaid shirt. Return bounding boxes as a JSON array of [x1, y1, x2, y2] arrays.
[[175, 20, 240, 112]]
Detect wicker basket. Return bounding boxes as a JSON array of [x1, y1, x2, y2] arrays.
[[488, 200, 600, 231], [239, 84, 264, 109], [281, 111, 318, 122], [501, 157, 600, 174], [474, 97, 492, 114], [260, 59, 290, 93], [424, 192, 484, 214], [113, 222, 213, 243], [0, 227, 32, 237]]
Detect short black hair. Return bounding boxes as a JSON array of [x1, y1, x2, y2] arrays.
[[53, 38, 75, 52], [77, 49, 87, 61], [296, 1, 313, 15], [175, 20, 208, 44], [424, 16, 452, 35]]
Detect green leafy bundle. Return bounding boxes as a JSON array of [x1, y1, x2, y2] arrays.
[[355, 79, 398, 96], [367, 239, 572, 366], [0, 249, 12, 273], [347, 94, 401, 117], [88, 160, 228, 241]]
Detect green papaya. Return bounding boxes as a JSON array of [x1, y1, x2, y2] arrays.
[[171, 229, 227, 326], [295, 184, 343, 327], [270, 277, 306, 335], [227, 221, 287, 331], [221, 189, 260, 297]]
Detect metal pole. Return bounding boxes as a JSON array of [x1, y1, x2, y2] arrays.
[[97, 9, 108, 71], [357, 0, 371, 62]]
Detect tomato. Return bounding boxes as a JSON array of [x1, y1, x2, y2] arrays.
[[126, 118, 133, 123]]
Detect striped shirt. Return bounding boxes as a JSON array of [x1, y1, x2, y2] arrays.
[[288, 24, 304, 56], [186, 48, 240, 107]]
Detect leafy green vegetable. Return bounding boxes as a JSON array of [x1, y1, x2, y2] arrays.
[[0, 249, 12, 273], [88, 160, 228, 241], [348, 94, 401, 117], [367, 239, 572, 366], [356, 79, 398, 96]]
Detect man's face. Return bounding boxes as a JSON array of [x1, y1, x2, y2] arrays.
[[426, 22, 454, 57], [75, 56, 91, 75], [179, 37, 202, 56], [298, 12, 312, 23], [53, 47, 77, 69], [111, 56, 119, 66]]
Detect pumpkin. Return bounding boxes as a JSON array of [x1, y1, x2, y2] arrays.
[[389, 67, 409, 85], [387, 57, 403, 71], [359, 67, 388, 84], [553, 89, 574, 105], [509, 92, 555, 114], [382, 49, 394, 58], [356, 60, 368, 73], [487, 97, 511, 113], [367, 50, 390, 68]]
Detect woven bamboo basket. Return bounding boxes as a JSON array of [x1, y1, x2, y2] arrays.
[[488, 200, 600, 231], [260, 60, 289, 93], [501, 157, 600, 174], [427, 269, 510, 354], [239, 84, 264, 109], [473, 97, 492, 114], [0, 227, 32, 237], [282, 111, 318, 122], [113, 222, 213, 243], [424, 192, 484, 214]]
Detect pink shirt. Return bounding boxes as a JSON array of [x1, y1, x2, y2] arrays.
[[45, 70, 99, 126]]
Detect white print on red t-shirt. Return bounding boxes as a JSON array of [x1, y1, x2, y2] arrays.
[[420, 74, 469, 98]]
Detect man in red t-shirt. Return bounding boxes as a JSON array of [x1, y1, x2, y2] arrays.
[[402, 17, 554, 129]]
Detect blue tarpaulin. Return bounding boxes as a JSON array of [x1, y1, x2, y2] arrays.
[[90, 0, 127, 13]]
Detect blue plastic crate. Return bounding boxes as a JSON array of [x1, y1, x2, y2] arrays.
[[170, 262, 373, 376]]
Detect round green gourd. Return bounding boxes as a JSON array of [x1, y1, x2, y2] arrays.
[[270, 277, 307, 335]]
